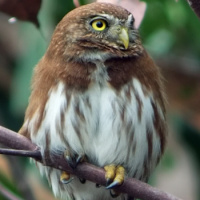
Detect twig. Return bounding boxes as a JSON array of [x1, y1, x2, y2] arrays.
[[0, 182, 23, 200], [0, 126, 37, 151], [0, 149, 41, 159], [0, 126, 182, 200]]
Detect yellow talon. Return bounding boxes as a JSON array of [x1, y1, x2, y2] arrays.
[[60, 171, 73, 184], [60, 171, 70, 181], [104, 164, 116, 181], [114, 166, 125, 184], [104, 164, 125, 189]]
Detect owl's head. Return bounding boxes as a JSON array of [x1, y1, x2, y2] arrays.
[[48, 3, 143, 62]]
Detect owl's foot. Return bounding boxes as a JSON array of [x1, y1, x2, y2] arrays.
[[64, 151, 85, 169], [60, 171, 74, 184], [104, 165, 125, 189], [64, 151, 86, 184]]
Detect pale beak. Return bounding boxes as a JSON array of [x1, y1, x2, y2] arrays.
[[119, 28, 129, 49]]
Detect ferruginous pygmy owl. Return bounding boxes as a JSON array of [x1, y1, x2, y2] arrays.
[[19, 2, 167, 200]]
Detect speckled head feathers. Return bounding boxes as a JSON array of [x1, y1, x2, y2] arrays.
[[47, 2, 142, 63], [67, 3, 131, 19]]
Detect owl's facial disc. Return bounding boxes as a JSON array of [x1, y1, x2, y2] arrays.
[[88, 14, 134, 50]]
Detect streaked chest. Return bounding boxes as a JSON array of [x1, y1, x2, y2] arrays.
[[31, 77, 160, 167], [27, 61, 165, 181]]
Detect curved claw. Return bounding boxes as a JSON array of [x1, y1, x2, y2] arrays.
[[64, 151, 85, 169], [65, 155, 75, 168], [79, 177, 86, 184], [106, 181, 120, 189], [75, 153, 85, 167], [106, 178, 112, 187], [104, 165, 125, 190], [60, 177, 74, 184]]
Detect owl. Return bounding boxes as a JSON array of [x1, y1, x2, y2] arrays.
[[19, 2, 167, 200]]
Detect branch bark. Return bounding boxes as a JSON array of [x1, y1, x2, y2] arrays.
[[0, 126, 182, 200]]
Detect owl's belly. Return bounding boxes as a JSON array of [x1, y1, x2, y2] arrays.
[[30, 79, 162, 176], [28, 79, 163, 199]]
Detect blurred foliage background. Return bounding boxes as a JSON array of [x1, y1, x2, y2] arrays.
[[0, 0, 200, 200]]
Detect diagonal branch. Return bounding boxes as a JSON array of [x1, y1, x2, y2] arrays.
[[0, 125, 182, 200], [0, 148, 41, 159]]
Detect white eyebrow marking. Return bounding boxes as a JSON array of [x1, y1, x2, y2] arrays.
[[98, 13, 119, 23], [126, 14, 134, 27]]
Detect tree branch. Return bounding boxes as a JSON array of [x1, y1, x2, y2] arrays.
[[0, 126, 182, 200]]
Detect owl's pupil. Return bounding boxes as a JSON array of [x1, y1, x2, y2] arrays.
[[96, 21, 103, 28]]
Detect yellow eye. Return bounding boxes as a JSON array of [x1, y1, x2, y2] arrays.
[[91, 19, 107, 31]]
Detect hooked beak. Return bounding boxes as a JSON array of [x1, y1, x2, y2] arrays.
[[119, 28, 129, 49]]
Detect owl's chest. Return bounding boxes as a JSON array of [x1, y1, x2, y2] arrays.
[[33, 75, 158, 168]]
